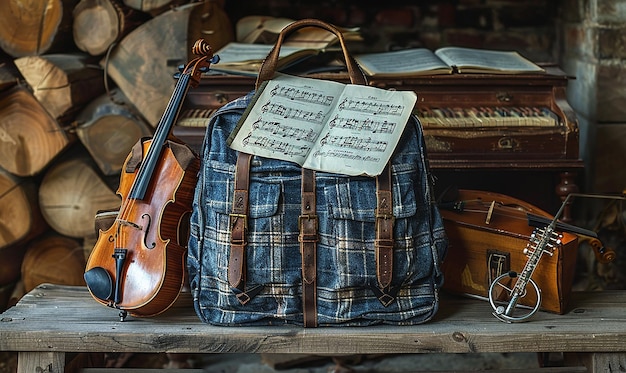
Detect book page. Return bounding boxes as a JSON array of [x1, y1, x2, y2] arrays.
[[236, 16, 361, 47], [228, 74, 346, 165], [236, 16, 295, 43], [302, 85, 416, 176], [354, 48, 453, 77], [211, 42, 329, 75], [434, 47, 545, 73], [228, 74, 417, 176], [213, 42, 303, 66]]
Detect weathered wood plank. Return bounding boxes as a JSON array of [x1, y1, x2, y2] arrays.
[[17, 351, 64, 373], [1, 284, 626, 357]]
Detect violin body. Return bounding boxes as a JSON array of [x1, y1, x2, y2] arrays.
[[439, 189, 578, 314], [85, 139, 199, 317]]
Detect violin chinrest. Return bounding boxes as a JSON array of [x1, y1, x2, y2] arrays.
[[84, 267, 113, 302]]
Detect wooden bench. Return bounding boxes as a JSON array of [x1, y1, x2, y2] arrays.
[[1, 283, 625, 373]]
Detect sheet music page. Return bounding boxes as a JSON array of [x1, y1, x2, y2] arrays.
[[228, 74, 417, 176], [302, 85, 416, 176], [228, 74, 345, 166]]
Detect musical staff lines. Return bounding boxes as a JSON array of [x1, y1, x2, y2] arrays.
[[270, 83, 336, 106], [328, 115, 396, 134], [319, 133, 388, 152], [312, 149, 381, 163], [338, 97, 405, 116], [260, 102, 326, 125], [241, 133, 310, 157], [252, 118, 318, 142]]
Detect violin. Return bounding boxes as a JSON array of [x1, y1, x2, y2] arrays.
[[438, 188, 614, 264], [84, 40, 217, 320]]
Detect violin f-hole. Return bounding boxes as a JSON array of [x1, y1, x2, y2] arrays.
[[141, 213, 156, 249]]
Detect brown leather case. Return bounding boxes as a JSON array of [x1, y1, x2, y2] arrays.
[[439, 189, 578, 314]]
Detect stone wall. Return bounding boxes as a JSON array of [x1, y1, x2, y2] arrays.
[[560, 0, 626, 193]]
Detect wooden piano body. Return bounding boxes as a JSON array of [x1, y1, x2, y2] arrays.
[[369, 67, 579, 162], [175, 67, 583, 219]]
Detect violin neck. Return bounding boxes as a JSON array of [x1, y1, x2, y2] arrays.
[[526, 213, 597, 238], [129, 73, 192, 200]]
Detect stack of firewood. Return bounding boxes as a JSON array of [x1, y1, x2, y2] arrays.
[[0, 0, 234, 310]]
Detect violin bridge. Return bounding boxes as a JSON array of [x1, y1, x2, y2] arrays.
[[485, 200, 496, 224], [115, 218, 143, 230]]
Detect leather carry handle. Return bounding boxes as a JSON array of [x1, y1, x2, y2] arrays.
[[255, 18, 367, 88]]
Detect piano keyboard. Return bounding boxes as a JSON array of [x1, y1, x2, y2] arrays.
[[416, 106, 561, 127], [176, 108, 217, 127]]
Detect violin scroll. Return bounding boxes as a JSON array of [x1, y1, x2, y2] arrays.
[[581, 236, 616, 264], [184, 39, 220, 88], [192, 38, 214, 57]]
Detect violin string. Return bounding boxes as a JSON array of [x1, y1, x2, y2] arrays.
[[457, 208, 530, 223]]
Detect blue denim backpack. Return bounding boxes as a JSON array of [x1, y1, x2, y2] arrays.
[[187, 19, 448, 327]]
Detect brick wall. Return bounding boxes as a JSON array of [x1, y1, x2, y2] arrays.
[[225, 0, 558, 60]]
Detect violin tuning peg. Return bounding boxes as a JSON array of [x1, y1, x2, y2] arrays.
[[173, 72, 181, 80], [178, 64, 185, 72], [211, 55, 220, 64], [199, 66, 208, 73]]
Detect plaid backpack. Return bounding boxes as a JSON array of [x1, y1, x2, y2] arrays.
[[187, 19, 447, 327]]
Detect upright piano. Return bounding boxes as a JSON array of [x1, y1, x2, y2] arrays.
[[175, 67, 582, 220]]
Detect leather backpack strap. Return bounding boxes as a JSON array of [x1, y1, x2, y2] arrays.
[[374, 163, 396, 305], [255, 18, 366, 89], [299, 168, 318, 327], [229, 152, 254, 304]]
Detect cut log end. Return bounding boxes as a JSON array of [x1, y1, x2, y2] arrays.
[[0, 170, 47, 250], [73, 0, 121, 56], [0, 0, 73, 57], [21, 235, 86, 293], [0, 86, 73, 177], [38, 157, 121, 238]]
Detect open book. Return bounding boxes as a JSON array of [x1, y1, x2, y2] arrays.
[[227, 74, 417, 176], [212, 16, 361, 76], [354, 46, 545, 77], [236, 15, 361, 47], [210, 42, 309, 75]]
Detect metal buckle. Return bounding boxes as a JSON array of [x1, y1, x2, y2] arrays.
[[375, 209, 395, 221], [229, 213, 248, 227], [229, 213, 248, 245], [298, 214, 318, 242]]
